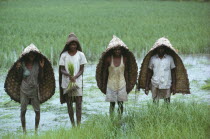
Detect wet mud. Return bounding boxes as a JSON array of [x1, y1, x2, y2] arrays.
[[0, 54, 209, 135]]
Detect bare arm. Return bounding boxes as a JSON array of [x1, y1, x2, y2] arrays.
[[60, 66, 70, 77], [74, 64, 84, 79], [102, 56, 111, 89], [145, 68, 153, 95], [124, 56, 128, 86], [60, 65, 85, 83], [171, 68, 176, 94]]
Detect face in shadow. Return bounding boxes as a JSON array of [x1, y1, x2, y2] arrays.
[[113, 46, 122, 56]]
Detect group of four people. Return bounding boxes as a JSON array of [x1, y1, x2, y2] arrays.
[[4, 33, 190, 133]]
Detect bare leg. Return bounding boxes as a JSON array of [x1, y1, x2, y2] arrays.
[[66, 97, 75, 127], [117, 101, 123, 117], [164, 97, 170, 103], [35, 111, 40, 133], [110, 102, 115, 117], [153, 89, 159, 104], [76, 96, 82, 126], [21, 110, 26, 134]]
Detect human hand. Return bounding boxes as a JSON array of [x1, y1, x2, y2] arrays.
[[69, 76, 76, 82], [145, 86, 149, 95]]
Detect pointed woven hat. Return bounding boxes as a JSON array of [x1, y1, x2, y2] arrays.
[[106, 35, 128, 50]]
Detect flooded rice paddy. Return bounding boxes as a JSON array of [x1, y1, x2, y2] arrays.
[[0, 54, 209, 135]]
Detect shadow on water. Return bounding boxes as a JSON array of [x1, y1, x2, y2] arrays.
[[0, 54, 209, 135]]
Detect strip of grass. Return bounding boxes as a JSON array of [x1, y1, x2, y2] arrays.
[[0, 0, 210, 68], [201, 78, 210, 90], [2, 101, 209, 139]]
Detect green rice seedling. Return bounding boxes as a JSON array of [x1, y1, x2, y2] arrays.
[[201, 78, 210, 90], [66, 63, 79, 94], [0, 0, 210, 68], [2, 101, 209, 139]]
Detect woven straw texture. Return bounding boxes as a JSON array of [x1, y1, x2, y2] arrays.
[[137, 37, 190, 94], [96, 35, 138, 94], [59, 33, 82, 104], [4, 44, 55, 104]]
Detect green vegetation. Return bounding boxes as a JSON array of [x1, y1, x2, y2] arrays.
[[2, 101, 209, 139], [0, 114, 13, 119], [0, 0, 210, 68], [201, 78, 210, 90]]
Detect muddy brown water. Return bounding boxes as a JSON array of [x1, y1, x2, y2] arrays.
[[0, 54, 209, 135]]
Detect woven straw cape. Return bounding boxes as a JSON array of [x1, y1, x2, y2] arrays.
[[4, 44, 55, 104], [59, 33, 82, 104], [136, 37, 190, 94], [96, 35, 138, 94]]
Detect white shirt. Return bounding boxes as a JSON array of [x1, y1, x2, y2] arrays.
[[148, 54, 175, 89], [59, 51, 87, 89]]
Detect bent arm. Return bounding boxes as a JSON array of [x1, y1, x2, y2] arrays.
[[102, 57, 111, 91], [145, 68, 153, 90], [74, 64, 84, 79], [60, 66, 70, 77], [171, 68, 176, 93]]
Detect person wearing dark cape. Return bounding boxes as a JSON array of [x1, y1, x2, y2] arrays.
[[136, 37, 190, 103], [96, 35, 138, 117], [4, 43, 55, 133], [59, 33, 87, 126]]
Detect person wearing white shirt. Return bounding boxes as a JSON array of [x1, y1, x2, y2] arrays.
[[145, 45, 176, 103], [59, 33, 87, 126]]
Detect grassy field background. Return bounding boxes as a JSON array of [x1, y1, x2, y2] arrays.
[[0, 0, 210, 138], [2, 101, 210, 139], [0, 0, 210, 68]]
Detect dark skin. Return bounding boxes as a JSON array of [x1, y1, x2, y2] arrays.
[[60, 42, 84, 83], [145, 46, 176, 103], [60, 41, 84, 126], [104, 46, 127, 117], [17, 52, 44, 133]]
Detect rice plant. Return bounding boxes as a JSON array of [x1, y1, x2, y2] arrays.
[[2, 101, 209, 139], [66, 62, 79, 94], [0, 0, 210, 68], [201, 78, 210, 90]]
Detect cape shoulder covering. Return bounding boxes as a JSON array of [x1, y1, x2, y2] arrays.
[[96, 35, 138, 94], [137, 37, 190, 94], [4, 44, 55, 104]]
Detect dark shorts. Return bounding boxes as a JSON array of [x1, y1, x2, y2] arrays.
[[20, 92, 40, 112]]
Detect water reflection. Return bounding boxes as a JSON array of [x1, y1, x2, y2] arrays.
[[0, 54, 209, 135]]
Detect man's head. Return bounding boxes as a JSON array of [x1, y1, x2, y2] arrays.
[[27, 52, 36, 62], [113, 46, 122, 56], [157, 45, 166, 57], [68, 41, 78, 51]]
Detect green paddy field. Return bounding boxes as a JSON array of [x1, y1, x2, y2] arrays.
[[0, 0, 210, 138], [0, 0, 210, 68]]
